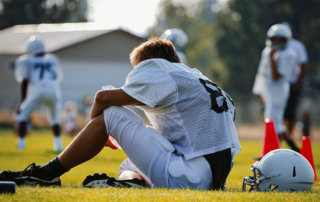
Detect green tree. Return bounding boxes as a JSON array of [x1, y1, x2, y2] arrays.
[[214, 0, 320, 99], [151, 0, 229, 86], [154, 0, 320, 100], [0, 0, 88, 30]]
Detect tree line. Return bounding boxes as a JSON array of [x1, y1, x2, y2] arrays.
[[152, 0, 320, 102]]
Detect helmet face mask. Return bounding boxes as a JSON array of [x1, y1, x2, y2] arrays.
[[242, 162, 279, 192], [243, 149, 314, 192], [267, 37, 288, 50]]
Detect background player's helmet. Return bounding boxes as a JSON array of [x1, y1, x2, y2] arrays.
[[281, 22, 292, 31], [266, 24, 292, 50], [64, 101, 77, 111], [242, 149, 314, 192], [161, 29, 188, 51], [26, 36, 45, 56]]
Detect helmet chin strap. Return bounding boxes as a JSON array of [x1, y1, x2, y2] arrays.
[[265, 39, 287, 50], [271, 43, 286, 50]]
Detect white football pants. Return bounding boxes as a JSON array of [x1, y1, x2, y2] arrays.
[[264, 100, 286, 134], [17, 88, 61, 125], [103, 106, 213, 189]]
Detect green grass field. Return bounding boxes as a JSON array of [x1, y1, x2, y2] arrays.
[[0, 129, 319, 201]]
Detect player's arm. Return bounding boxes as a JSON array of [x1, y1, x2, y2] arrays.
[[269, 49, 282, 81], [296, 43, 308, 88], [14, 55, 29, 109], [291, 62, 307, 91], [91, 89, 142, 119], [15, 79, 29, 113], [297, 62, 307, 84]]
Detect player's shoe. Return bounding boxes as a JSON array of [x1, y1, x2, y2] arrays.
[[0, 163, 61, 187], [83, 173, 148, 188]]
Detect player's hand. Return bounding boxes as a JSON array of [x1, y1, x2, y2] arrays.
[[259, 96, 264, 107], [16, 103, 22, 114], [270, 49, 276, 60]]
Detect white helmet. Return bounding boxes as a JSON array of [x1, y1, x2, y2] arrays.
[[266, 24, 292, 50], [26, 35, 45, 55], [161, 29, 188, 51], [243, 149, 314, 192]]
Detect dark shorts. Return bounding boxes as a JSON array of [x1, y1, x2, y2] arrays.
[[284, 84, 301, 121], [204, 148, 232, 190]]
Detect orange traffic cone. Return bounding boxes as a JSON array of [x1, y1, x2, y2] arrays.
[[262, 119, 281, 157], [300, 136, 317, 181]]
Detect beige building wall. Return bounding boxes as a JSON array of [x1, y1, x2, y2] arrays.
[[60, 61, 132, 103], [0, 55, 20, 109], [55, 30, 142, 62], [0, 30, 144, 110]]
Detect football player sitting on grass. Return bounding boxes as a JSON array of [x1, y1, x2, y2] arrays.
[[0, 37, 241, 190]]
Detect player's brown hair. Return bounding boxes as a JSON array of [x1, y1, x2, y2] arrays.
[[130, 37, 181, 67]]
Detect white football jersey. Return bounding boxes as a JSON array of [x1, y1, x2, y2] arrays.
[[121, 59, 241, 160], [287, 38, 308, 83], [253, 47, 297, 106], [15, 53, 63, 91]]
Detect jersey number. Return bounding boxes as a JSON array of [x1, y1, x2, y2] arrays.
[[199, 78, 234, 113], [34, 63, 56, 80]]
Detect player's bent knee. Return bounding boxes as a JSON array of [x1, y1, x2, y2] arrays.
[[91, 113, 106, 127]]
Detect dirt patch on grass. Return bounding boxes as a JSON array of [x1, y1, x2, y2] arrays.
[[1, 109, 319, 142], [236, 123, 320, 142]]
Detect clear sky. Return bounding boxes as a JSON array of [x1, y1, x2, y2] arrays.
[[87, 0, 162, 36]]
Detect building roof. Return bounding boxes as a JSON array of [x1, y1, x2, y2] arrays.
[[0, 23, 145, 55]]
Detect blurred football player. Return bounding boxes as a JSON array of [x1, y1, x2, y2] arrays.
[[0, 37, 241, 190], [161, 29, 188, 64], [252, 24, 299, 152], [14, 36, 63, 151], [84, 96, 93, 124], [62, 101, 78, 137], [281, 22, 308, 135]]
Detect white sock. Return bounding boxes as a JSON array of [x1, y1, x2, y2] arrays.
[[54, 136, 63, 151], [17, 137, 26, 149]]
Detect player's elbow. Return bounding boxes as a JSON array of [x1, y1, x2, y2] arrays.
[[95, 90, 110, 104], [95, 90, 104, 103]]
